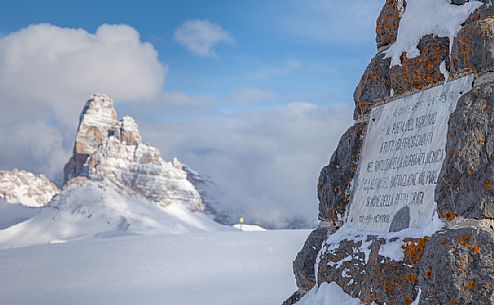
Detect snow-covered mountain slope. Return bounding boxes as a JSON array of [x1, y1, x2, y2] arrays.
[[0, 179, 226, 249], [0, 169, 59, 207], [0, 229, 310, 305]]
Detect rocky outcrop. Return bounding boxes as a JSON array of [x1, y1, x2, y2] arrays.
[[63, 94, 203, 212], [286, 1, 494, 305], [437, 81, 494, 220], [0, 169, 59, 207], [389, 34, 450, 95], [317, 235, 428, 305], [317, 123, 366, 224], [376, 0, 406, 50], [451, 18, 494, 75], [64, 94, 117, 183], [419, 223, 494, 305], [294, 225, 335, 293], [353, 54, 391, 119]]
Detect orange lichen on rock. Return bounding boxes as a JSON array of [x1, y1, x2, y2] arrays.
[[474, 133, 486, 145], [444, 211, 458, 221], [467, 167, 474, 176], [450, 148, 456, 158], [389, 35, 449, 96], [402, 237, 430, 266], [464, 280, 477, 290], [376, 0, 404, 48], [424, 269, 433, 278], [459, 235, 473, 248]]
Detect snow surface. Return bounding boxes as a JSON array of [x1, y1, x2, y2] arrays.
[[385, 0, 482, 67], [233, 223, 267, 231], [0, 229, 310, 305], [0, 181, 226, 249]]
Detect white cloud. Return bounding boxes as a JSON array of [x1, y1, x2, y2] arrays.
[[0, 23, 166, 179], [0, 121, 69, 182], [140, 103, 353, 228], [174, 19, 234, 58]]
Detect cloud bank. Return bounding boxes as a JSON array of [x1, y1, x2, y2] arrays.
[[0, 23, 166, 179], [140, 103, 353, 228], [174, 19, 234, 58]]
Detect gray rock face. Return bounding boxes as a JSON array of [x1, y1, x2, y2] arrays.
[[436, 81, 494, 220], [353, 54, 391, 120], [293, 225, 334, 293], [452, 18, 494, 75], [451, 0, 473, 5], [419, 224, 494, 305], [282, 291, 303, 305], [318, 122, 366, 224], [376, 0, 406, 49], [284, 224, 336, 305]]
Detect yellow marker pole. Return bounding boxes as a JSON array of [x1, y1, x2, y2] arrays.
[[240, 217, 244, 231]]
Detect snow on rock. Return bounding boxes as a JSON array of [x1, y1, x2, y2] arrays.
[[63, 94, 203, 212], [385, 0, 482, 67], [0, 169, 59, 207], [295, 282, 365, 305], [0, 179, 225, 249]]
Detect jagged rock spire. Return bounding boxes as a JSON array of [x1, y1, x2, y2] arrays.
[[63, 94, 203, 212]]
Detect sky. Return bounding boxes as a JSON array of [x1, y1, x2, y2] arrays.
[[0, 0, 384, 228]]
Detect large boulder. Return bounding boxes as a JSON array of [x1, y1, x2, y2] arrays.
[[451, 18, 494, 76], [436, 81, 494, 220], [318, 122, 367, 224], [353, 54, 391, 119], [419, 223, 494, 304], [376, 0, 406, 49]]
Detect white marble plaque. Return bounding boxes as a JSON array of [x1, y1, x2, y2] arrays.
[[346, 75, 473, 232]]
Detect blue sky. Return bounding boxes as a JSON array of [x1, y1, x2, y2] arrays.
[[0, 0, 384, 227], [0, 0, 382, 115]]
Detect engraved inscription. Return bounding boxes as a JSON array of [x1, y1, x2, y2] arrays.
[[346, 76, 473, 232]]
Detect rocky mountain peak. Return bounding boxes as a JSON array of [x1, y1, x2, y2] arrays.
[[63, 94, 204, 212], [0, 169, 59, 207]]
